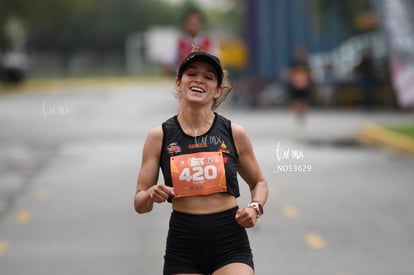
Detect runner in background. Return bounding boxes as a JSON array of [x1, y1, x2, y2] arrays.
[[161, 7, 219, 76], [286, 46, 313, 141], [355, 46, 379, 110]]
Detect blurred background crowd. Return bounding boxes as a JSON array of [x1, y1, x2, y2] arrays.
[[1, 0, 414, 110]]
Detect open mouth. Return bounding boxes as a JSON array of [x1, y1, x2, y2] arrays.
[[190, 87, 205, 93]]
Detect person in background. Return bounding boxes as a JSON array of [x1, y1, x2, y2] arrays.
[[286, 46, 313, 140], [355, 46, 378, 110], [135, 49, 268, 275], [161, 7, 219, 76]]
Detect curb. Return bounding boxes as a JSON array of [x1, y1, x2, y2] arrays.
[[0, 75, 170, 93], [359, 123, 414, 156]]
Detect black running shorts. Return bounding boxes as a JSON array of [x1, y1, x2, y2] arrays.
[[163, 206, 254, 275]]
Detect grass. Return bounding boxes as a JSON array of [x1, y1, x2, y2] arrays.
[[386, 124, 414, 140]]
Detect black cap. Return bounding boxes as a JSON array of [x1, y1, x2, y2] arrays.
[[177, 51, 224, 86]]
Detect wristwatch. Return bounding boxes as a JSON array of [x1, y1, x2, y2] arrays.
[[247, 201, 264, 220]]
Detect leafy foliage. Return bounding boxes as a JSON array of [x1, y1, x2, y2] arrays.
[[0, 0, 186, 52]]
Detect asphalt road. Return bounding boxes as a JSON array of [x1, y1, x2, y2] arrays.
[[0, 79, 413, 275]]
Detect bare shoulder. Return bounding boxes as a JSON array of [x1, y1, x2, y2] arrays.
[[143, 126, 163, 149], [231, 123, 253, 156], [147, 126, 163, 139], [231, 123, 249, 141]]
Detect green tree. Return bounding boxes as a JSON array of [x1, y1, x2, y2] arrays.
[[0, 0, 184, 52]]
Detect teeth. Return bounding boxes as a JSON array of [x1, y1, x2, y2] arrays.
[[191, 87, 204, 93]]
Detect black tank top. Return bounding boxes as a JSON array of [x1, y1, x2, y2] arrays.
[[160, 113, 240, 198]]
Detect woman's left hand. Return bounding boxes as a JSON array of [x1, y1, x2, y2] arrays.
[[235, 207, 258, 228]]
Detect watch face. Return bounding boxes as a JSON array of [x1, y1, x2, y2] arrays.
[[248, 202, 264, 216], [252, 202, 263, 215]]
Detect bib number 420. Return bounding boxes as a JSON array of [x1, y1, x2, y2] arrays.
[[179, 165, 217, 183]]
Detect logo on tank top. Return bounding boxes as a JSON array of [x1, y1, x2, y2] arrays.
[[218, 141, 230, 154], [188, 135, 208, 149], [167, 142, 182, 155]]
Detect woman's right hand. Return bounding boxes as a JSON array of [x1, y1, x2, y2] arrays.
[[148, 185, 175, 203]]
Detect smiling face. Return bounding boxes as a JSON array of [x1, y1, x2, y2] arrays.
[[176, 61, 222, 108]]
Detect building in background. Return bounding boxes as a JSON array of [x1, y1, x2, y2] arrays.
[[244, 0, 347, 81], [242, 0, 401, 109]]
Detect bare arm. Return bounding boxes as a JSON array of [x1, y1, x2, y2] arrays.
[[232, 123, 269, 227], [134, 127, 174, 214]]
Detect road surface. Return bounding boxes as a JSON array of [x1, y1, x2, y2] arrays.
[[0, 79, 413, 274]]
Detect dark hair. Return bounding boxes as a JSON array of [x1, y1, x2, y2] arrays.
[[181, 7, 205, 24]]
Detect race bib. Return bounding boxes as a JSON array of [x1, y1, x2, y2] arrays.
[[170, 152, 227, 197]]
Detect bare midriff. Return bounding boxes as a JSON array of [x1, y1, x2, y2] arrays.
[[172, 193, 237, 214]]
